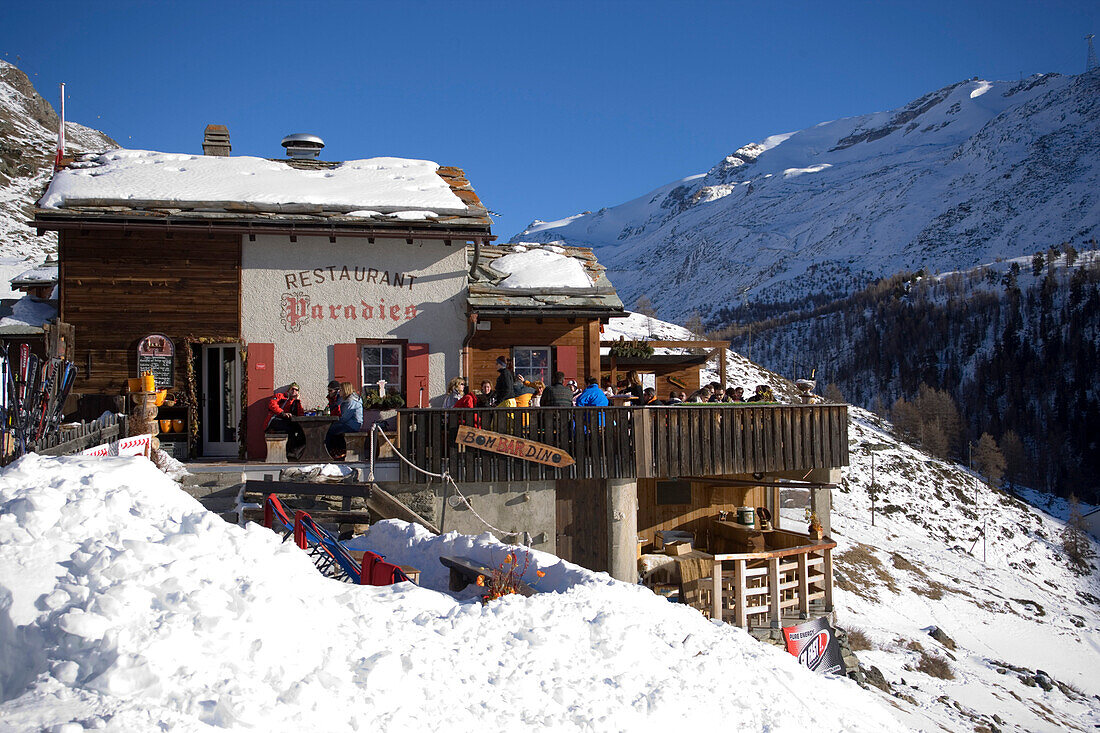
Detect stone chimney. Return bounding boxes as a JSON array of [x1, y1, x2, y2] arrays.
[[202, 124, 231, 156]]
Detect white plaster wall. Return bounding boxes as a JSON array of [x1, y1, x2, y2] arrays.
[[242, 235, 467, 407]]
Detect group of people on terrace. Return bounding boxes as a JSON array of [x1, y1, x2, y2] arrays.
[[264, 380, 365, 461], [264, 360, 780, 460], [442, 358, 779, 410]]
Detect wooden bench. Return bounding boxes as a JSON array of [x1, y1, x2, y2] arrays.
[[344, 431, 397, 462], [264, 435, 288, 463], [344, 432, 372, 462], [439, 555, 535, 597]]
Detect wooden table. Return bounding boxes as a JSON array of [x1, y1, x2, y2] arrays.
[[714, 520, 771, 552], [294, 415, 338, 462]]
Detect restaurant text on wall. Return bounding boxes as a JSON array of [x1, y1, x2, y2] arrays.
[[278, 263, 423, 333], [283, 265, 417, 290]]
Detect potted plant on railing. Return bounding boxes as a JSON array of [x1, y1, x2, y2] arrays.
[[607, 338, 655, 359], [806, 508, 824, 540], [362, 388, 405, 430]]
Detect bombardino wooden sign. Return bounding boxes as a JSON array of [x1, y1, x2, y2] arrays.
[[455, 426, 576, 468]]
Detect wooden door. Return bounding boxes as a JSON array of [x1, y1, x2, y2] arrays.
[[555, 479, 608, 572]]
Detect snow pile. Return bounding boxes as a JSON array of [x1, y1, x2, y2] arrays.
[[493, 245, 593, 289], [0, 454, 901, 732], [40, 151, 468, 215]]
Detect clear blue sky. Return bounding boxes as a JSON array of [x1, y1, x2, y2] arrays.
[[3, 0, 1097, 239]]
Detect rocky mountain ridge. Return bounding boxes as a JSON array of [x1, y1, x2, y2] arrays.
[[0, 60, 116, 261]]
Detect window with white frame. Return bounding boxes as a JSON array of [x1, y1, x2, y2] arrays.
[[512, 346, 552, 386], [361, 343, 403, 395]]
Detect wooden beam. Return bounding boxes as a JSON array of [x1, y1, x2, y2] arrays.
[[712, 559, 723, 621], [797, 552, 810, 619], [734, 559, 747, 628], [768, 557, 781, 628], [600, 340, 728, 348]]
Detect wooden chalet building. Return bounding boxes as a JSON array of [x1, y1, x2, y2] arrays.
[[33, 128, 497, 460], [34, 128, 849, 630]]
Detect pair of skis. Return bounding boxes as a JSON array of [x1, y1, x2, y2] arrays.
[[1, 344, 76, 461]]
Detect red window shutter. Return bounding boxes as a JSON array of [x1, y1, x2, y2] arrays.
[[333, 343, 360, 389], [554, 345, 579, 383], [405, 343, 430, 408], [246, 343, 275, 460]]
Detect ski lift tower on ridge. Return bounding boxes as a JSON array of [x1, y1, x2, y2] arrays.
[[1087, 34, 1098, 72]]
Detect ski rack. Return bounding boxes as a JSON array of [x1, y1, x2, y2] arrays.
[[1, 350, 77, 465]]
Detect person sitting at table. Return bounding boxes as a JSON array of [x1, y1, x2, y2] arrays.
[[706, 381, 725, 402], [686, 385, 711, 403], [641, 387, 660, 405], [529, 380, 546, 406], [666, 390, 684, 405], [266, 382, 305, 460], [541, 372, 575, 407], [625, 371, 644, 401], [326, 380, 342, 417], [475, 379, 496, 407], [515, 379, 537, 407], [325, 382, 363, 460], [724, 386, 744, 402], [575, 375, 610, 406], [442, 377, 477, 408]]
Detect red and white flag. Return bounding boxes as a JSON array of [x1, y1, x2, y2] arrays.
[[53, 82, 65, 170]]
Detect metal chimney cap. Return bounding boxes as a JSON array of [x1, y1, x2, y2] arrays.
[[281, 133, 324, 148], [281, 133, 325, 159]]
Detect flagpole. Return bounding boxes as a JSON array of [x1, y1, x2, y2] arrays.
[[54, 82, 65, 170]]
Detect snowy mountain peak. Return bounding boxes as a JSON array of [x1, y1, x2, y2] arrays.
[[514, 72, 1099, 321]]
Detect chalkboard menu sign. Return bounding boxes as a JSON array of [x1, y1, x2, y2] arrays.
[[137, 334, 175, 388]]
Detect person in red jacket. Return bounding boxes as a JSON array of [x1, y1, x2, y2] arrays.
[[265, 382, 305, 459], [326, 380, 342, 417]]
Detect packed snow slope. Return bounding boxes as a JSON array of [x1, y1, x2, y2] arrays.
[[514, 72, 1100, 321], [835, 407, 1100, 731], [0, 61, 116, 260], [0, 454, 901, 732]]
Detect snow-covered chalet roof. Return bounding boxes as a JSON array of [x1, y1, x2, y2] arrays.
[[466, 242, 624, 317], [10, 260, 58, 288], [34, 149, 491, 232]]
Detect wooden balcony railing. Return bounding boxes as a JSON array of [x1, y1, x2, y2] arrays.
[[692, 539, 836, 628], [637, 404, 848, 477], [398, 407, 638, 482], [396, 404, 848, 483]]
